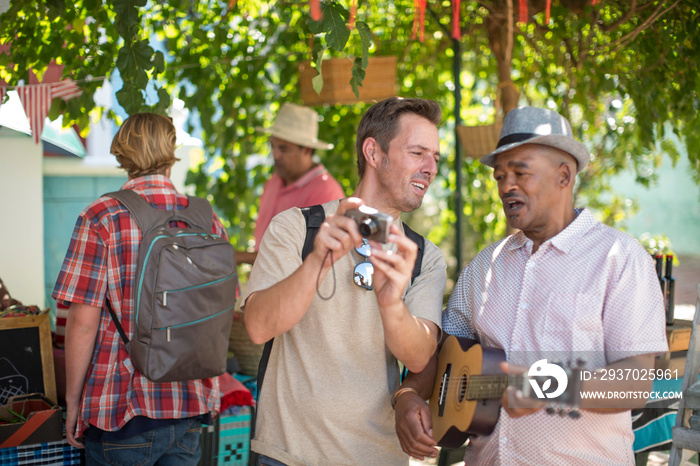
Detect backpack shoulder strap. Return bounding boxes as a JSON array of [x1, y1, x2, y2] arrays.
[[106, 191, 213, 232], [105, 190, 172, 233], [301, 204, 326, 260], [172, 196, 213, 231], [402, 222, 425, 285]]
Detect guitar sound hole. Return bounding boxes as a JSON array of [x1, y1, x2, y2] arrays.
[[459, 374, 467, 403]]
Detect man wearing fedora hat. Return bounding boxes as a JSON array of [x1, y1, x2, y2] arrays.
[[237, 103, 345, 264], [394, 106, 667, 464], [242, 97, 447, 465]]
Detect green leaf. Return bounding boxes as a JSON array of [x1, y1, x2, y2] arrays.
[[323, 3, 350, 51], [114, 0, 145, 40], [311, 46, 327, 94], [116, 82, 145, 115], [116, 39, 154, 88], [356, 21, 371, 69], [349, 57, 365, 98], [154, 50, 165, 74]]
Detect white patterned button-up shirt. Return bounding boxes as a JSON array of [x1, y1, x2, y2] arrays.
[[443, 208, 668, 465]]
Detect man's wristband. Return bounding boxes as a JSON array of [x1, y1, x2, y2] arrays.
[[392, 387, 419, 409]]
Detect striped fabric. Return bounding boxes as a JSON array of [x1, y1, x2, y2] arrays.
[[15, 79, 82, 143]]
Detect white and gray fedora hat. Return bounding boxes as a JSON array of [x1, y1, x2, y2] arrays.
[[480, 106, 590, 173], [255, 103, 334, 150]]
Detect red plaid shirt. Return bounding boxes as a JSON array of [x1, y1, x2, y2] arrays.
[[53, 175, 234, 436]]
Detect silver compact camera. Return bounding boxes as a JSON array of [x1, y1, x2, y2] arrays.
[[345, 205, 394, 243]]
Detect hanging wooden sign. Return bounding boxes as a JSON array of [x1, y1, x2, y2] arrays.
[[299, 56, 397, 106]]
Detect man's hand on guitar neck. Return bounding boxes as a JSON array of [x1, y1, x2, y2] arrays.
[[499, 361, 547, 418]]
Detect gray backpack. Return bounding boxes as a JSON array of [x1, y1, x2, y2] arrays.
[[105, 189, 237, 383]]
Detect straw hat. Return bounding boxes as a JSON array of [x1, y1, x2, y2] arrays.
[[480, 107, 590, 173], [255, 103, 334, 150]]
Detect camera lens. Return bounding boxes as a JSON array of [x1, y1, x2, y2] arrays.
[[359, 218, 378, 237]]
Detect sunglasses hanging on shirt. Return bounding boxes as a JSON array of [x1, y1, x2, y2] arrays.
[[353, 239, 374, 290]]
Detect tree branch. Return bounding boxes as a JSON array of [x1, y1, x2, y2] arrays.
[[592, 0, 681, 54]]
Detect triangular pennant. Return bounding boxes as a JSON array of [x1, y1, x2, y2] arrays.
[[17, 83, 51, 144], [0, 86, 5, 108], [51, 79, 82, 101]]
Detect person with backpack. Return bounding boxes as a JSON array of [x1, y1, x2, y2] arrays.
[[53, 113, 237, 465], [243, 97, 447, 465]]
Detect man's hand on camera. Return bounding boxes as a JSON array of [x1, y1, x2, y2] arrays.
[[311, 197, 364, 269], [368, 224, 417, 310]]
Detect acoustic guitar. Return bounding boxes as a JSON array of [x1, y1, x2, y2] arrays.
[[429, 335, 582, 448]]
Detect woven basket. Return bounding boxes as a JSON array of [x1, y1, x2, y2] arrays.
[[229, 313, 264, 377], [457, 123, 502, 159]]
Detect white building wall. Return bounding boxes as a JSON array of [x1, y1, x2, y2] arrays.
[[0, 133, 45, 307]]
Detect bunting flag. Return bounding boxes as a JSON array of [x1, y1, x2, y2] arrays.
[[310, 0, 321, 21], [452, 0, 461, 40], [15, 79, 82, 144], [412, 0, 427, 42], [518, 0, 528, 23], [545, 0, 551, 24], [0, 86, 4, 107]]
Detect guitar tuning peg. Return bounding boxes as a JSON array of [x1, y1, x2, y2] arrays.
[[558, 407, 567, 417], [545, 406, 556, 415], [576, 358, 585, 368], [568, 409, 581, 419]]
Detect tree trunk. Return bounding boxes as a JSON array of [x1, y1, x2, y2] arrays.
[[487, 1, 520, 122]]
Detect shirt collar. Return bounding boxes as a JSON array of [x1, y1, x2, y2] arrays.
[[122, 174, 176, 191], [506, 208, 595, 254], [278, 165, 328, 191]]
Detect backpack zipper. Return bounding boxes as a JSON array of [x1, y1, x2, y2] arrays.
[[160, 305, 235, 342], [135, 232, 227, 321], [159, 272, 236, 307]]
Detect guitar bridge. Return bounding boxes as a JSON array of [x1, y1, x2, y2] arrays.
[[438, 363, 451, 417]]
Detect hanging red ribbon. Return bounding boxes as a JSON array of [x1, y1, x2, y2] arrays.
[[411, 0, 427, 42], [518, 0, 528, 24], [310, 0, 321, 21], [545, 0, 551, 24], [348, 0, 357, 29], [452, 0, 461, 40]]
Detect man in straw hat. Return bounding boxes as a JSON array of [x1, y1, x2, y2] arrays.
[[394, 106, 668, 464], [237, 103, 345, 264], [243, 97, 447, 465]]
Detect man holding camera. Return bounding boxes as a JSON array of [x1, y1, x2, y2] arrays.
[[242, 97, 447, 465]]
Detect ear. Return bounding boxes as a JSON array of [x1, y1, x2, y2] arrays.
[[558, 161, 574, 188], [362, 137, 381, 170]]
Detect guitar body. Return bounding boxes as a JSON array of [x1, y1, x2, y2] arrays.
[[429, 335, 506, 448]]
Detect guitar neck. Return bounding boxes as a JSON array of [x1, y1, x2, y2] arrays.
[[466, 374, 520, 400]]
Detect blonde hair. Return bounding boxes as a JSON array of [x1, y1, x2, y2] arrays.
[[111, 113, 179, 178]]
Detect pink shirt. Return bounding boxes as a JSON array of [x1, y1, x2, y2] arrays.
[[254, 165, 344, 247], [443, 208, 668, 465]]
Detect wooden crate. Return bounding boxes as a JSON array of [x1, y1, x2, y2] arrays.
[[299, 56, 397, 106]]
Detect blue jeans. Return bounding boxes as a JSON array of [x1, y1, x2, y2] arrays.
[[258, 454, 287, 466], [85, 418, 202, 466]]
